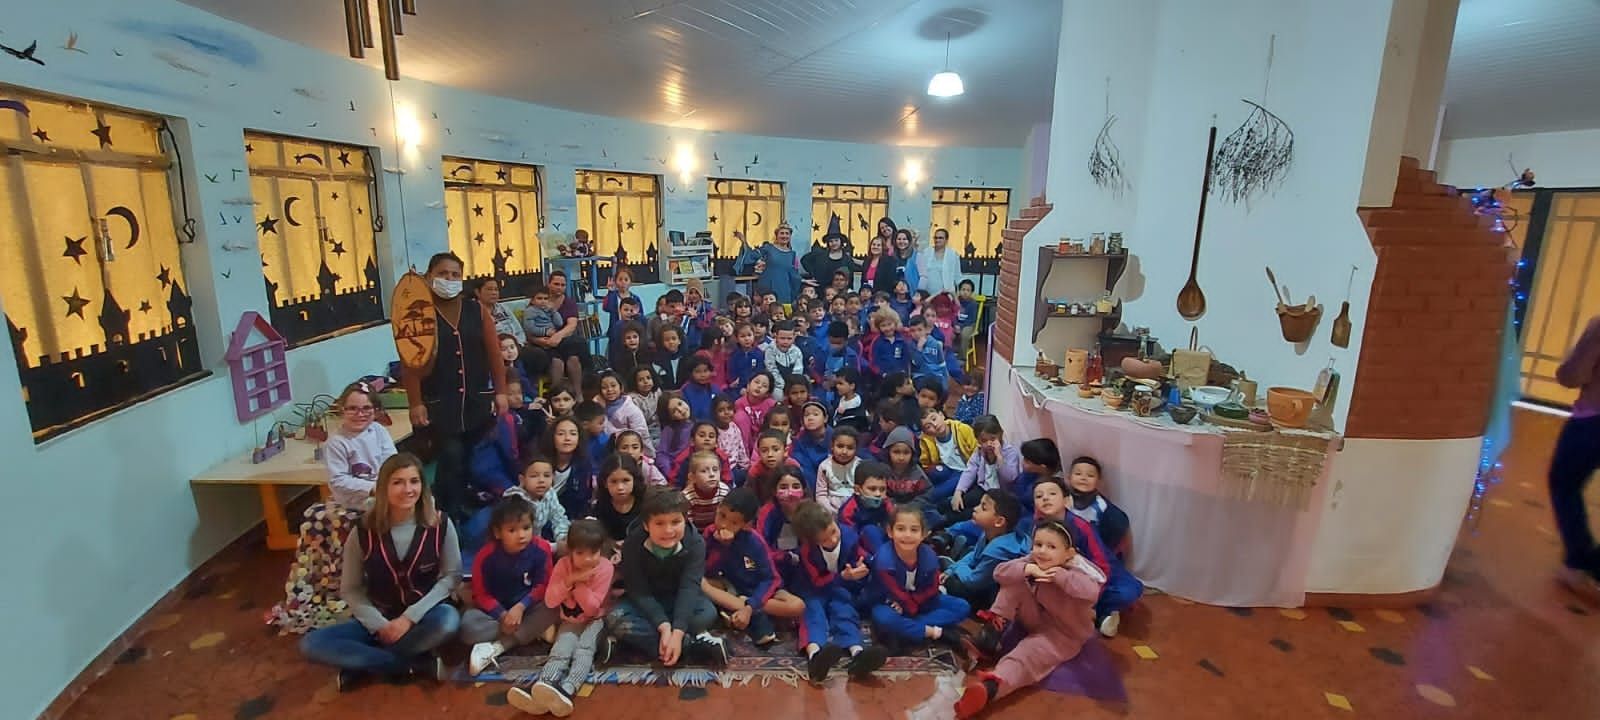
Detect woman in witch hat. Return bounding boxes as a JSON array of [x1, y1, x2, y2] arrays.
[[802, 214, 860, 289]]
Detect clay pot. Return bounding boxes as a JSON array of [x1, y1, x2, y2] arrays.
[[1101, 387, 1124, 409], [1266, 386, 1317, 428], [1077, 385, 1096, 399], [1062, 349, 1089, 384], [1036, 359, 1059, 379], [1168, 403, 1198, 424], [1120, 356, 1165, 380]]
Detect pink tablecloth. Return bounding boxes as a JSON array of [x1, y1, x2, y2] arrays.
[[1001, 372, 1333, 607]]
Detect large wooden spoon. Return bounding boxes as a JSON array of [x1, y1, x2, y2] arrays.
[[1177, 124, 1219, 321]]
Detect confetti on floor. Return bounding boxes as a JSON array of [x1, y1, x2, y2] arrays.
[[1337, 621, 1366, 633], [1468, 665, 1495, 681], [1278, 609, 1307, 620], [1324, 692, 1352, 711], [1416, 684, 1456, 707], [578, 684, 595, 697], [188, 632, 226, 650], [1133, 645, 1159, 660], [149, 614, 183, 631], [1374, 609, 1406, 624]]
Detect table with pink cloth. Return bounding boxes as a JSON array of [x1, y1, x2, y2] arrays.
[[1001, 371, 1338, 607]]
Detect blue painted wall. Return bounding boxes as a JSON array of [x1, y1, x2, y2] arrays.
[[0, 1, 1022, 715]]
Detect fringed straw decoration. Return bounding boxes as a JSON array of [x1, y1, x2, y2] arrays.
[[1213, 35, 1294, 205], [1219, 431, 1328, 510], [1087, 77, 1128, 195]]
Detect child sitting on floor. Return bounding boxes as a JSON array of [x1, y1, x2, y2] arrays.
[[868, 505, 974, 660], [683, 450, 731, 532], [789, 400, 833, 486], [655, 392, 694, 478], [702, 488, 806, 647], [919, 408, 977, 508], [574, 401, 610, 470], [669, 421, 734, 489], [756, 465, 812, 578], [954, 370, 986, 425], [1015, 438, 1062, 517], [1030, 476, 1143, 639], [882, 427, 932, 512], [629, 367, 662, 450], [789, 500, 889, 683], [941, 489, 1029, 609], [733, 373, 777, 457], [466, 496, 556, 676], [713, 396, 751, 483], [593, 454, 648, 548], [503, 456, 570, 547], [599, 370, 652, 457], [831, 367, 871, 435], [681, 356, 720, 421], [508, 519, 614, 717], [816, 426, 863, 515], [606, 488, 730, 667], [836, 460, 894, 553], [747, 429, 797, 501], [949, 416, 1021, 522], [546, 416, 595, 520], [956, 519, 1107, 719], [613, 430, 668, 487]]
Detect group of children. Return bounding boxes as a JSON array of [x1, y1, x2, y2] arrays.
[[291, 272, 1144, 718]]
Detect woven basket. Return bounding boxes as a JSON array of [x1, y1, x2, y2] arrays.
[[1276, 302, 1323, 343]]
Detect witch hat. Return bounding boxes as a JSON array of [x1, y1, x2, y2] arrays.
[[822, 213, 851, 254]]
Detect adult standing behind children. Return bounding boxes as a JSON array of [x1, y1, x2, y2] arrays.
[[742, 225, 803, 305], [917, 228, 965, 300], [862, 234, 903, 295], [803, 218, 859, 289], [301, 454, 460, 690], [1551, 313, 1600, 598], [401, 253, 509, 525]]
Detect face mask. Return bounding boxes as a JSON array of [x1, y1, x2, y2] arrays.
[[1070, 488, 1099, 508], [647, 542, 678, 558], [859, 495, 883, 509], [776, 489, 804, 502], [431, 277, 462, 299]]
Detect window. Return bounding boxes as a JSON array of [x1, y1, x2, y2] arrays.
[[810, 183, 888, 256], [575, 169, 661, 282], [443, 157, 544, 292], [0, 85, 205, 442], [1517, 191, 1600, 406], [245, 131, 384, 347], [706, 178, 785, 264], [931, 186, 1011, 273]]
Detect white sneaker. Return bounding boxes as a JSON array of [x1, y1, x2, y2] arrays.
[[507, 686, 549, 715], [1098, 611, 1121, 638], [469, 641, 506, 676], [529, 680, 573, 717]]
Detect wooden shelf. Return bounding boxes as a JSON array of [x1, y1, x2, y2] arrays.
[[1032, 246, 1128, 346]]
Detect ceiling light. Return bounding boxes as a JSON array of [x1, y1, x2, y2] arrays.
[[927, 32, 964, 98]]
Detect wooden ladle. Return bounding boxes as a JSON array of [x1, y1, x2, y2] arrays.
[[1177, 124, 1219, 321]]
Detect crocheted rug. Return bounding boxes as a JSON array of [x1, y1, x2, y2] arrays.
[[458, 631, 960, 688]]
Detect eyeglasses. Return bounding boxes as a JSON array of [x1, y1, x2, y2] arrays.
[[343, 406, 376, 415]]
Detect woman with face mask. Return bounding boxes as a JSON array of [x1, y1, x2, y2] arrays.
[[399, 252, 510, 526]]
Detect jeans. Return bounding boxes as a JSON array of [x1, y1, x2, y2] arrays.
[[1550, 415, 1600, 571], [927, 466, 962, 506], [605, 594, 717, 656], [300, 604, 460, 674], [539, 619, 606, 694], [868, 595, 970, 644], [460, 605, 558, 647]]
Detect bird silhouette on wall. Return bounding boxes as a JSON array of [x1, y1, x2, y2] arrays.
[[2, 40, 45, 66]]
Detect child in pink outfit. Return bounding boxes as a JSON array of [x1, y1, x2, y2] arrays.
[[733, 374, 777, 457], [508, 519, 616, 716], [713, 397, 751, 474], [956, 519, 1106, 718]]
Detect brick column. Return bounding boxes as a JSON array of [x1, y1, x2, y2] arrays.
[[1345, 157, 1515, 439], [993, 196, 1053, 364]]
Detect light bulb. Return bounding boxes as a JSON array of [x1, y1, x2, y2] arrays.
[[927, 71, 965, 98]]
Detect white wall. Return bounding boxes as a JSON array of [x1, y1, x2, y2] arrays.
[[0, 1, 1022, 716], [1016, 0, 1395, 432], [1439, 128, 1600, 189]]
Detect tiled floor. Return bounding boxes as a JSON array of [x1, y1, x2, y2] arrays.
[[60, 408, 1600, 719]]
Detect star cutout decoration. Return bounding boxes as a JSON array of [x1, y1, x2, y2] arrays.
[[812, 223, 820, 231], [496, 168, 508, 181], [961, 191, 972, 200], [815, 187, 826, 196], [504, 247, 514, 258], [355, 206, 364, 215], [138, 300, 153, 314], [472, 204, 485, 217], [245, 143, 255, 154], [90, 122, 113, 148], [257, 215, 280, 234], [330, 191, 340, 200], [708, 215, 718, 224], [951, 217, 961, 226], [331, 241, 347, 257], [62, 236, 88, 265], [32, 128, 49, 142], [986, 192, 997, 200], [474, 232, 485, 245], [62, 287, 90, 318], [156, 265, 172, 288], [625, 220, 636, 230], [337, 150, 351, 167], [746, 183, 757, 193]]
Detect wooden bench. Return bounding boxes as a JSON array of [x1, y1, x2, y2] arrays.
[[190, 415, 413, 550]]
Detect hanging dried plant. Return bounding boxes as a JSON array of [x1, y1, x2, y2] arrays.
[[1212, 35, 1294, 205], [1087, 77, 1128, 195], [1212, 99, 1294, 204]]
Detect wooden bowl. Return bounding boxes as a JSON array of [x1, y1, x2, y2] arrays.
[[1168, 403, 1199, 424], [1077, 385, 1097, 398], [1120, 356, 1165, 380], [1276, 302, 1324, 343]]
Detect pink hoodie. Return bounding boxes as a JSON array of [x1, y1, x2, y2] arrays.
[[733, 395, 777, 455], [544, 555, 615, 624]]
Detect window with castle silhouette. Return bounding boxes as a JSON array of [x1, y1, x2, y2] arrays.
[[244, 131, 385, 347], [810, 183, 889, 257], [0, 85, 207, 442], [574, 169, 662, 284], [930, 186, 1010, 274], [706, 178, 785, 265], [442, 156, 545, 293]]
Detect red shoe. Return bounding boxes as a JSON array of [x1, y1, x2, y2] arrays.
[[953, 673, 1000, 719]]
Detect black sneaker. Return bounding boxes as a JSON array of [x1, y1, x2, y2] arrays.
[[336, 668, 369, 693], [806, 644, 849, 683], [927, 531, 955, 557], [408, 653, 446, 682], [594, 634, 617, 667], [939, 625, 978, 669], [846, 645, 889, 679], [748, 612, 778, 647], [684, 632, 729, 667], [973, 613, 1010, 658]]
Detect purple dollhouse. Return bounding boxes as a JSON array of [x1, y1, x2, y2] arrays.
[[226, 312, 292, 422]]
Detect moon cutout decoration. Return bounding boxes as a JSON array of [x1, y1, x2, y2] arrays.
[[107, 206, 141, 249], [751, 211, 763, 227], [503, 202, 519, 224], [284, 196, 303, 227], [293, 153, 325, 166], [712, 179, 726, 195], [450, 164, 473, 177], [598, 202, 610, 219], [988, 210, 999, 225], [604, 177, 623, 187]]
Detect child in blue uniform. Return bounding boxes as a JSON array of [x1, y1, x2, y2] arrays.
[[680, 356, 720, 421], [868, 505, 974, 660], [790, 501, 890, 683], [464, 496, 555, 675], [940, 489, 1029, 610], [1015, 438, 1061, 517], [755, 465, 811, 580], [836, 461, 894, 554], [1064, 456, 1137, 637], [1031, 476, 1142, 638], [788, 400, 833, 484], [701, 488, 806, 646]]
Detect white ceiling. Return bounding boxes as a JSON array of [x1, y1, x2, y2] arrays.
[[1444, 0, 1600, 138], [177, 0, 1062, 148]]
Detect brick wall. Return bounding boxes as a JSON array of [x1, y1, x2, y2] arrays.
[[1344, 157, 1515, 440], [993, 196, 1053, 363]]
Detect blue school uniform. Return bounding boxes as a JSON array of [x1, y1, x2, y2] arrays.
[[727, 346, 766, 393], [942, 524, 1029, 605], [793, 523, 870, 651], [957, 297, 978, 329], [682, 381, 718, 421], [868, 544, 969, 644], [704, 526, 782, 641], [836, 494, 892, 554], [755, 501, 800, 582], [812, 340, 861, 382], [788, 428, 833, 486], [889, 298, 914, 323], [911, 337, 950, 386], [863, 330, 914, 381]]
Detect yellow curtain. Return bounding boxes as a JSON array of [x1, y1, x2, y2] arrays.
[[931, 187, 1010, 259], [576, 170, 660, 263], [707, 179, 784, 258], [247, 132, 378, 307], [810, 183, 888, 253]]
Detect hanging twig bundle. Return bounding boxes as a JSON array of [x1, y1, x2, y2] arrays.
[[1212, 99, 1294, 204], [1088, 115, 1127, 194]]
